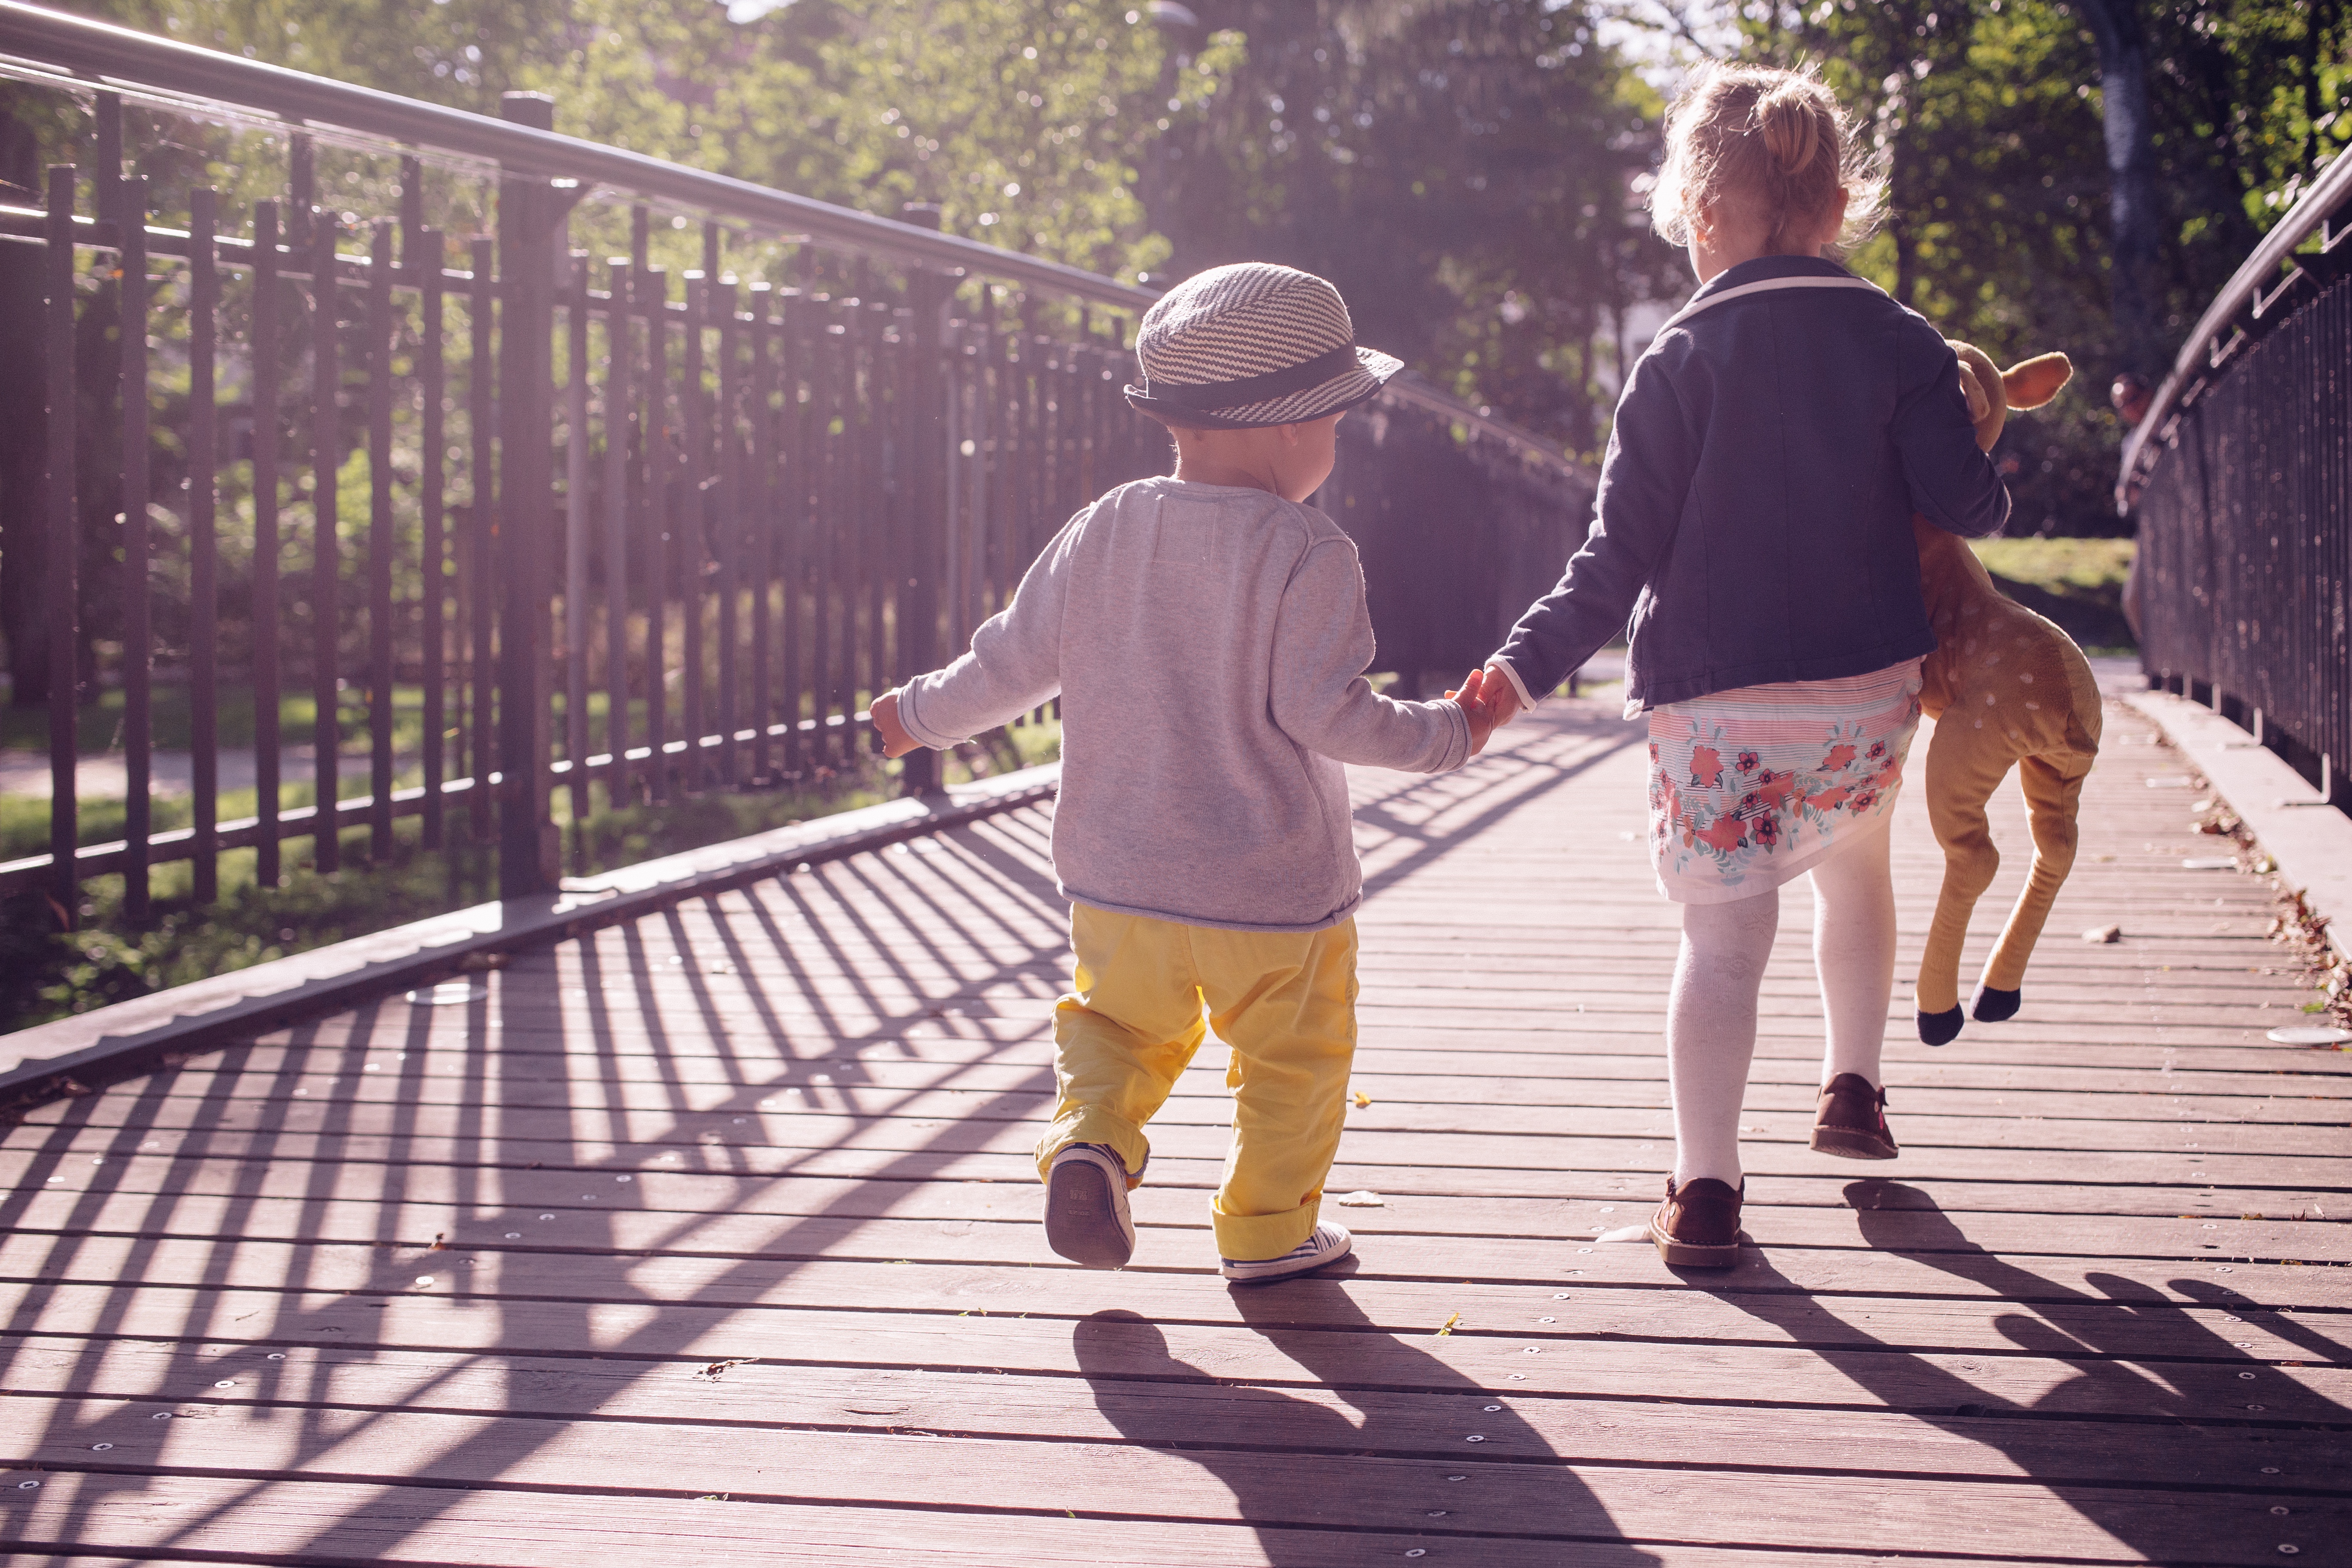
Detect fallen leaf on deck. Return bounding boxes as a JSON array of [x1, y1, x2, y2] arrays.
[[2082, 924, 2122, 943], [1336, 1190, 1385, 1207], [1353, 1090, 1372, 1109], [1436, 1311, 1461, 1337]]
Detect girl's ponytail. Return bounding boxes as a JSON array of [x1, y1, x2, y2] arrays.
[[1649, 63, 1886, 257], [1755, 83, 1820, 177]]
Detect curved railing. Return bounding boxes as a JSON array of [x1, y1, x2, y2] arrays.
[[2119, 150, 2352, 802], [0, 2, 1593, 931]]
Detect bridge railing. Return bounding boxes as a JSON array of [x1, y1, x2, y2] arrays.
[[0, 1, 1591, 937], [2120, 148, 2352, 804]]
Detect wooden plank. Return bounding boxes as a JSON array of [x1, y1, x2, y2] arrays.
[[0, 1470, 2201, 1568], [6, 1175, 2343, 1262], [0, 1390, 2339, 1564], [18, 1081, 2342, 1158], [87, 1041, 2352, 1107], [10, 1139, 2343, 1228], [3, 1225, 2346, 1321], [15, 1100, 2341, 1190], [9, 1335, 2341, 1492]]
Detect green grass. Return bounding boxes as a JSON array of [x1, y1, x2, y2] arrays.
[[0, 683, 433, 757], [1969, 537, 2135, 595], [1969, 536, 2136, 653]]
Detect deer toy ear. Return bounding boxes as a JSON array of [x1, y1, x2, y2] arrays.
[[2002, 352, 2073, 412]]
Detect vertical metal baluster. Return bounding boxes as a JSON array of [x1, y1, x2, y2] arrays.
[[121, 177, 153, 919], [288, 132, 314, 250], [366, 221, 396, 863], [844, 283, 870, 743], [748, 280, 776, 782], [1020, 302, 1045, 726], [860, 282, 885, 723], [834, 292, 861, 759], [44, 166, 79, 927], [188, 188, 221, 904], [680, 261, 709, 790], [644, 262, 670, 802], [603, 256, 634, 813], [980, 289, 1008, 630], [251, 201, 283, 887], [779, 284, 806, 778], [398, 154, 423, 272], [468, 236, 496, 839], [493, 91, 560, 899], [900, 266, 947, 796], [564, 251, 591, 847], [418, 227, 446, 851], [805, 291, 833, 767], [311, 212, 341, 873], [716, 265, 743, 790]]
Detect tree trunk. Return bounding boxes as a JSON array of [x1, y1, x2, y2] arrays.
[[2073, 0, 2163, 379]]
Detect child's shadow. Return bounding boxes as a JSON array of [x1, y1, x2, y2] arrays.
[[1687, 1180, 2348, 1558], [1072, 1270, 1660, 1563]]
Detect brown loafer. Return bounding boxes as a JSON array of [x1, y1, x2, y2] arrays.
[[1811, 1073, 1898, 1160], [1647, 1176, 1743, 1267]]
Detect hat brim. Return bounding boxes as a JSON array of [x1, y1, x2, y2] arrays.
[[1126, 346, 1403, 431]]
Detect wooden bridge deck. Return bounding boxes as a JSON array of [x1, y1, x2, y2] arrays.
[[1, 693, 2346, 1566]]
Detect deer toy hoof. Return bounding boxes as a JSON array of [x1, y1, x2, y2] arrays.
[[1971, 986, 2022, 1023], [1917, 1006, 1965, 1046]]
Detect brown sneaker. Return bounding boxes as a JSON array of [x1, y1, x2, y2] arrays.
[[1811, 1073, 1898, 1160], [1647, 1176, 1743, 1267]]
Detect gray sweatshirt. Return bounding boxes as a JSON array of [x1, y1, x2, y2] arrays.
[[897, 475, 1473, 932]]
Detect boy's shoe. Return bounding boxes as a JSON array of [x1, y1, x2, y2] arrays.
[[1647, 1176, 1743, 1267], [1810, 1073, 1899, 1160], [1221, 1222, 1352, 1283], [1044, 1143, 1136, 1269]]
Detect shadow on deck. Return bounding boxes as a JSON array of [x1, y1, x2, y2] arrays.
[[0, 696, 2346, 1565]]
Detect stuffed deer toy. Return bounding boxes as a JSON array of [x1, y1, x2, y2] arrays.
[[1912, 343, 2102, 1045]]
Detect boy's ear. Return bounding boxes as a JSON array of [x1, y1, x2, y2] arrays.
[[2001, 352, 2073, 413]]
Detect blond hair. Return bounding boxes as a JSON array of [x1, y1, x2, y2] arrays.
[[1649, 62, 1886, 255]]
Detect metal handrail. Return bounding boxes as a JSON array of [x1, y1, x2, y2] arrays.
[[0, 0, 1155, 311], [2116, 147, 2352, 512]]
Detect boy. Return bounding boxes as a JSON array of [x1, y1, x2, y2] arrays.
[[870, 263, 1493, 1282]]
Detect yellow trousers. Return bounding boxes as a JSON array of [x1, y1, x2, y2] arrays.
[[1035, 905, 1359, 1262]]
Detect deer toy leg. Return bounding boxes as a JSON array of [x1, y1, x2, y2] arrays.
[[1917, 718, 2015, 1045], [1972, 750, 2092, 1021]]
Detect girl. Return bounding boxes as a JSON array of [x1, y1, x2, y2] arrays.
[[1476, 64, 2009, 1266]]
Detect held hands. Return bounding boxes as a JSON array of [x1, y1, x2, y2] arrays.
[[1444, 666, 1499, 756], [868, 688, 923, 760]]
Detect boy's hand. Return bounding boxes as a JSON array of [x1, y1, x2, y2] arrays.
[[868, 688, 923, 759], [1444, 667, 1498, 757]]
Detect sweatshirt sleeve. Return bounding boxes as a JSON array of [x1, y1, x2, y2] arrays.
[[1489, 345, 1697, 703], [1894, 321, 2010, 540], [1269, 535, 1472, 773], [895, 514, 1074, 749]]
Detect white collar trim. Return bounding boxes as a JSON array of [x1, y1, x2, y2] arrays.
[[1658, 273, 1887, 335]]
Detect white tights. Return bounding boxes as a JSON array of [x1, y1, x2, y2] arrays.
[[1665, 818, 1897, 1187]]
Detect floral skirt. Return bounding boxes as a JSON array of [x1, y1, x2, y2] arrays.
[[1647, 658, 1923, 904]]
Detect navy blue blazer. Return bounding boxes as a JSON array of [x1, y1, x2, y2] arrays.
[[1493, 255, 2009, 712]]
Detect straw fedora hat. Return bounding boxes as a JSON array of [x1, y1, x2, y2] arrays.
[[1124, 262, 1402, 430]]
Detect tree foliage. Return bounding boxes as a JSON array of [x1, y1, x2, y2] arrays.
[[1155, 2, 1681, 454]]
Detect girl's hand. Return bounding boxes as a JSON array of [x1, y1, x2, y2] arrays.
[[868, 689, 923, 759], [1479, 661, 1523, 729]]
